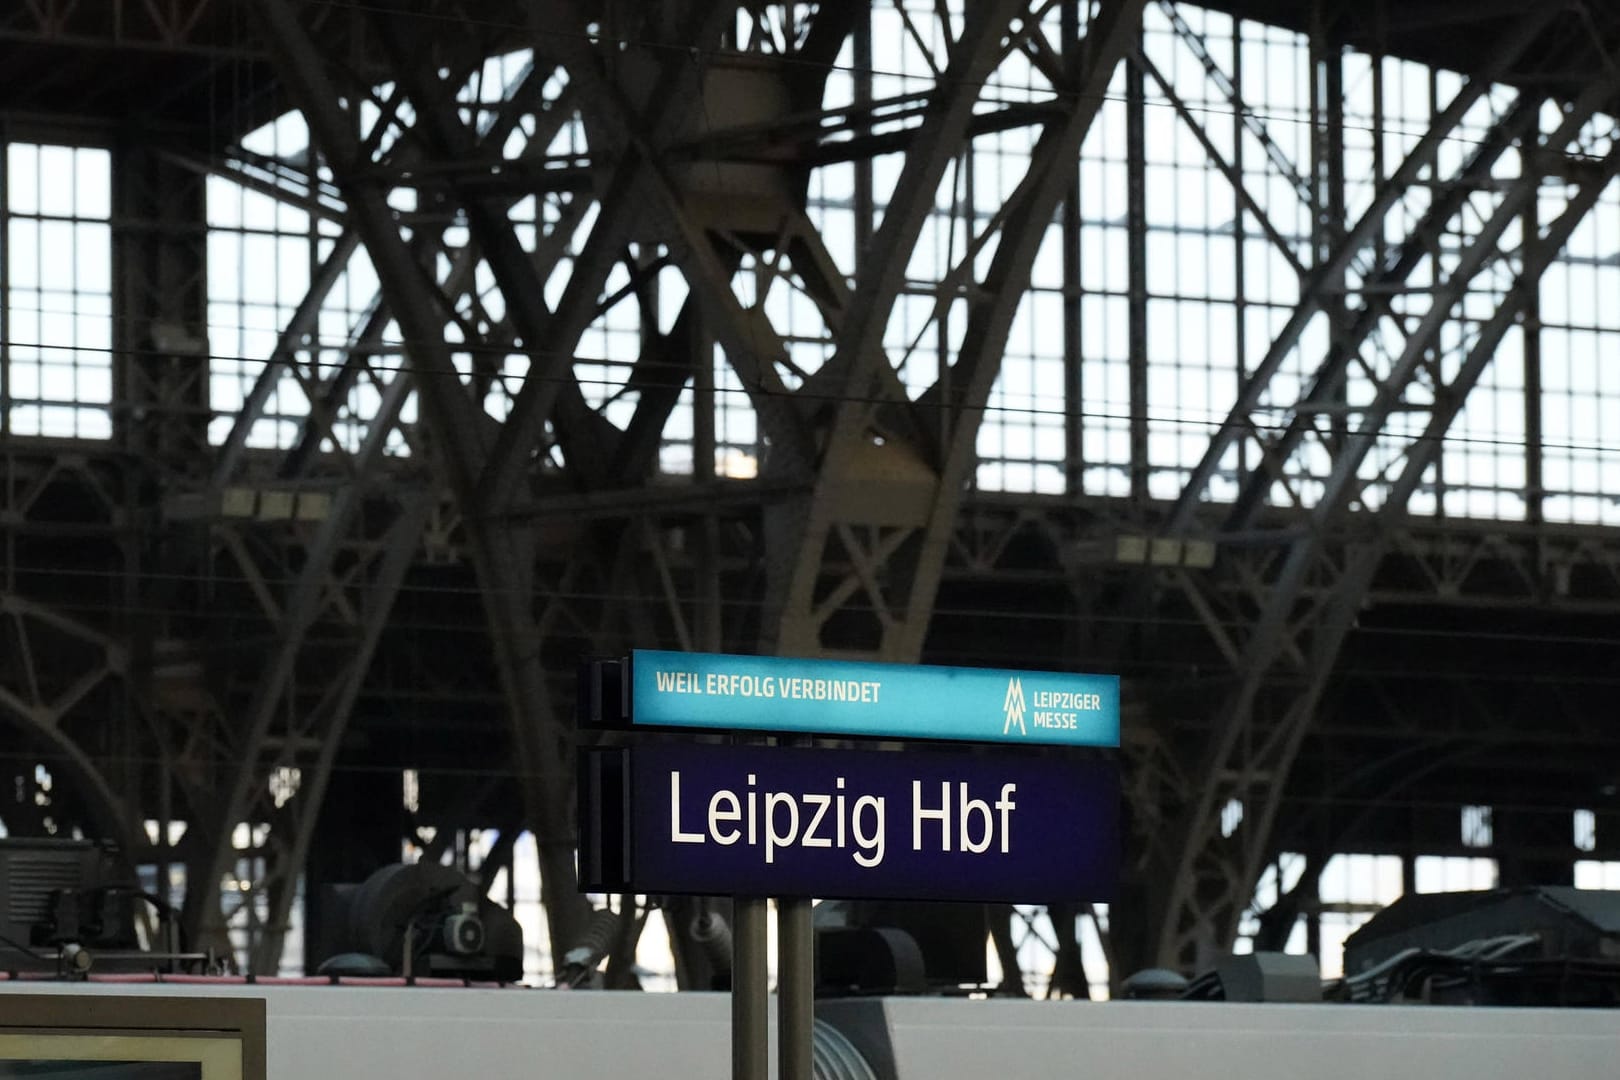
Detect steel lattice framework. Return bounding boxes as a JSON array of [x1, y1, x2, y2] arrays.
[[2, 0, 1620, 990]]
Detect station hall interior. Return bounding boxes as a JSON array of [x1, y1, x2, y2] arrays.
[[3, 1, 1620, 1076]]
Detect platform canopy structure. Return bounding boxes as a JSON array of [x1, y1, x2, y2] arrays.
[[2, 0, 1620, 992]]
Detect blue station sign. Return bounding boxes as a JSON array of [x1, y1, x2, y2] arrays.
[[606, 650, 1119, 747], [579, 742, 1119, 903]]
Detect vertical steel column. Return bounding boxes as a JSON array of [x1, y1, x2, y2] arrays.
[[693, 314, 724, 653], [1062, 0, 1084, 495], [0, 123, 9, 432], [732, 895, 770, 1080], [1523, 194, 1544, 527], [695, 313, 716, 487], [1126, 47, 1149, 502], [778, 730, 815, 1080], [853, 3, 874, 261], [112, 139, 210, 464], [1424, 65, 1447, 500], [1325, 44, 1348, 452], [1310, 5, 1348, 452], [1304, 877, 1322, 960], [1370, 13, 1387, 272], [1231, 18, 1249, 478]]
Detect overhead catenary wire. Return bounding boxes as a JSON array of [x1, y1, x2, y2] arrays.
[[2, 744, 1617, 798], [2, 564, 1619, 682], [4, 328, 1619, 464]]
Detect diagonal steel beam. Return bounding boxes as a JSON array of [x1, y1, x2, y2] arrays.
[[1222, 92, 1545, 530], [376, 17, 641, 491], [767, 0, 1145, 659], [1165, 3, 1565, 532], [511, 0, 817, 480], [1136, 51, 1306, 280], [479, 0, 765, 504], [186, 361, 417, 950], [1216, 150, 1620, 951], [892, 0, 1148, 658], [1154, 0, 1314, 210], [0, 597, 137, 857], [1269, 74, 1617, 538], [760, 0, 1028, 656], [1153, 125, 1620, 965], [211, 230, 361, 490], [606, 299, 703, 484], [792, 0, 1025, 423], [251, 490, 433, 972], [250, 0, 592, 966]]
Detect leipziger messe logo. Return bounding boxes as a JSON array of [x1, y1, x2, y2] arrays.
[[1002, 676, 1026, 735]]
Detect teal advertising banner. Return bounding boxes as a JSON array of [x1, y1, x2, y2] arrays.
[[624, 650, 1120, 747]]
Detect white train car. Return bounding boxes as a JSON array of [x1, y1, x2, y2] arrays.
[[1, 980, 1617, 1079]]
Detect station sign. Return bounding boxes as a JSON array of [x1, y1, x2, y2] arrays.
[[581, 650, 1119, 748], [579, 742, 1118, 903]]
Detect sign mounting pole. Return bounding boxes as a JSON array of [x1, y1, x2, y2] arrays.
[[777, 894, 813, 1080], [733, 894, 769, 1080], [778, 735, 815, 1080]]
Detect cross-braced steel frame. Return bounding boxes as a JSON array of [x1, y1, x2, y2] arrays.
[[3, 0, 1620, 991]]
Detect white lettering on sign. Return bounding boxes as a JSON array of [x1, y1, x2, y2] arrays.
[[667, 770, 887, 866], [1001, 688, 1103, 734], [774, 676, 881, 703], [1030, 690, 1103, 711], [705, 672, 775, 697], [708, 789, 742, 845], [652, 667, 883, 703], [911, 781, 1017, 854], [671, 771, 704, 843], [667, 772, 1021, 868], [655, 669, 705, 694]]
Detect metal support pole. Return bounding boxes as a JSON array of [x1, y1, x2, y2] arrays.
[[1313, 31, 1348, 453], [1232, 19, 1249, 479], [778, 896, 814, 1080], [732, 895, 770, 1080], [1061, 0, 1083, 496], [1125, 49, 1149, 503], [1523, 194, 1544, 527], [853, 6, 874, 262], [778, 731, 814, 1080]]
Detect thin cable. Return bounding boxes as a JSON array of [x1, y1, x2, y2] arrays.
[[3, 331, 1618, 462], [5, 704, 1620, 786], [2, 560, 1620, 659]]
